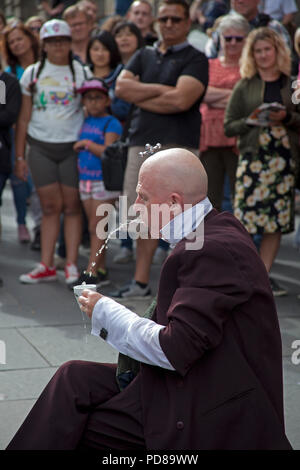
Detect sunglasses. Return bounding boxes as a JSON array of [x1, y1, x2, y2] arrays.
[[223, 35, 245, 43], [29, 26, 41, 32], [157, 16, 185, 24]]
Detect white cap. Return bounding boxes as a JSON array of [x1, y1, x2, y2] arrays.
[[40, 19, 71, 41]]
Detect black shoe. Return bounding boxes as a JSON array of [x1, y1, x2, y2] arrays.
[[68, 270, 98, 290], [30, 226, 41, 251], [269, 277, 287, 297], [96, 268, 110, 287], [68, 269, 109, 290]]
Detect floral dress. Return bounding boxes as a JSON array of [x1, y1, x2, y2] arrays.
[[234, 124, 295, 235]]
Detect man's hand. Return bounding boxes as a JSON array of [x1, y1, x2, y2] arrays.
[[78, 290, 103, 319]]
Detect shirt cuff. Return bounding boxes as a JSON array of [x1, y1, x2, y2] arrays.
[[91, 296, 175, 370]]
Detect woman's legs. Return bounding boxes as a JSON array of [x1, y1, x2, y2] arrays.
[[61, 184, 82, 266], [259, 232, 282, 273], [37, 183, 63, 267]]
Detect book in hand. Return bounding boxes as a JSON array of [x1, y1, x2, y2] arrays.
[[245, 102, 286, 126]]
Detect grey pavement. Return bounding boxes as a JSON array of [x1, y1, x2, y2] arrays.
[[0, 186, 300, 450]]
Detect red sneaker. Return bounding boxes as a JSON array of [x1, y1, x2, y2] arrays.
[[19, 263, 57, 284]]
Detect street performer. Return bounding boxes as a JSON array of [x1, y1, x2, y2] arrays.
[[7, 148, 292, 450]]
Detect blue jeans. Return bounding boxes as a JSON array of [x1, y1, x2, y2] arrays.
[[10, 129, 33, 225]]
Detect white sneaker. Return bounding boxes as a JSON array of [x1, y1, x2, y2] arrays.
[[109, 280, 151, 299], [113, 247, 134, 264], [65, 263, 79, 285], [152, 247, 169, 265]]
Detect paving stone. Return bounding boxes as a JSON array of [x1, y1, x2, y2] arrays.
[[18, 325, 118, 366], [0, 329, 49, 370], [0, 367, 57, 401], [0, 400, 36, 450]]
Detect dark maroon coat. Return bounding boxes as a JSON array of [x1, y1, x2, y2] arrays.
[[140, 209, 291, 450]]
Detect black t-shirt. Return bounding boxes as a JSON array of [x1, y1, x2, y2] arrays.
[[0, 72, 22, 175], [38, 0, 76, 17], [125, 44, 209, 148], [263, 75, 284, 104]]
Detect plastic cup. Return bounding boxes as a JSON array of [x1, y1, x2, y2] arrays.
[[73, 284, 97, 309]]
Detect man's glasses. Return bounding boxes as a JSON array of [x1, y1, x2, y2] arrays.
[[157, 16, 185, 24], [223, 35, 245, 43]]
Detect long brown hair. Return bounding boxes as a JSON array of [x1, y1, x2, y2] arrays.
[[3, 23, 40, 70]]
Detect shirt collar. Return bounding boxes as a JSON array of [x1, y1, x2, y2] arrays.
[[160, 197, 213, 247], [154, 39, 190, 54]]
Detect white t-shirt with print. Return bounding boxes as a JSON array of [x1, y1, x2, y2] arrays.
[[20, 59, 92, 143]]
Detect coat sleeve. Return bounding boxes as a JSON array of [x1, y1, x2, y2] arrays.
[[0, 75, 22, 127], [159, 241, 253, 376], [224, 80, 251, 137]]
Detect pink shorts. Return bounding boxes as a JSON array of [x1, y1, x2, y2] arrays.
[[79, 180, 120, 201]]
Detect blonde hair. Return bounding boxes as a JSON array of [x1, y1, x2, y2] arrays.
[[240, 27, 291, 79], [63, 4, 93, 23], [294, 27, 300, 56]]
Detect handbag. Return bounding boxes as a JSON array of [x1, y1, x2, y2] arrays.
[[101, 108, 133, 191]]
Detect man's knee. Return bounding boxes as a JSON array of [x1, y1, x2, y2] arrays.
[[56, 360, 87, 381]]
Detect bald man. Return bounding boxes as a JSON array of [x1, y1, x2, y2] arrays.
[[7, 149, 291, 450]]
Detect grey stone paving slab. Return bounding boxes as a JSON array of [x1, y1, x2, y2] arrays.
[[0, 399, 36, 450], [0, 329, 49, 370], [18, 325, 118, 366], [278, 317, 300, 357], [275, 297, 300, 318], [0, 367, 57, 401], [284, 384, 300, 450], [283, 357, 300, 385]]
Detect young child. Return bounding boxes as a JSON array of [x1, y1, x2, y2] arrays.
[[73, 78, 122, 287]]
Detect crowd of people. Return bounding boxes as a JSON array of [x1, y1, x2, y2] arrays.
[[0, 0, 300, 299]]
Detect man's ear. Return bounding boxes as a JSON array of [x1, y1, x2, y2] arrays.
[[169, 192, 184, 216]]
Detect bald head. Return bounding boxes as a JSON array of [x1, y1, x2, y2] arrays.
[[139, 148, 208, 205]]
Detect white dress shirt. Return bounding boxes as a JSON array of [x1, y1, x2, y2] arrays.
[[91, 197, 213, 370]]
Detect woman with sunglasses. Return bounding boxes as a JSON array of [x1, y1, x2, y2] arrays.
[[200, 14, 249, 212], [15, 19, 91, 286], [3, 24, 40, 244], [225, 27, 300, 296]]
